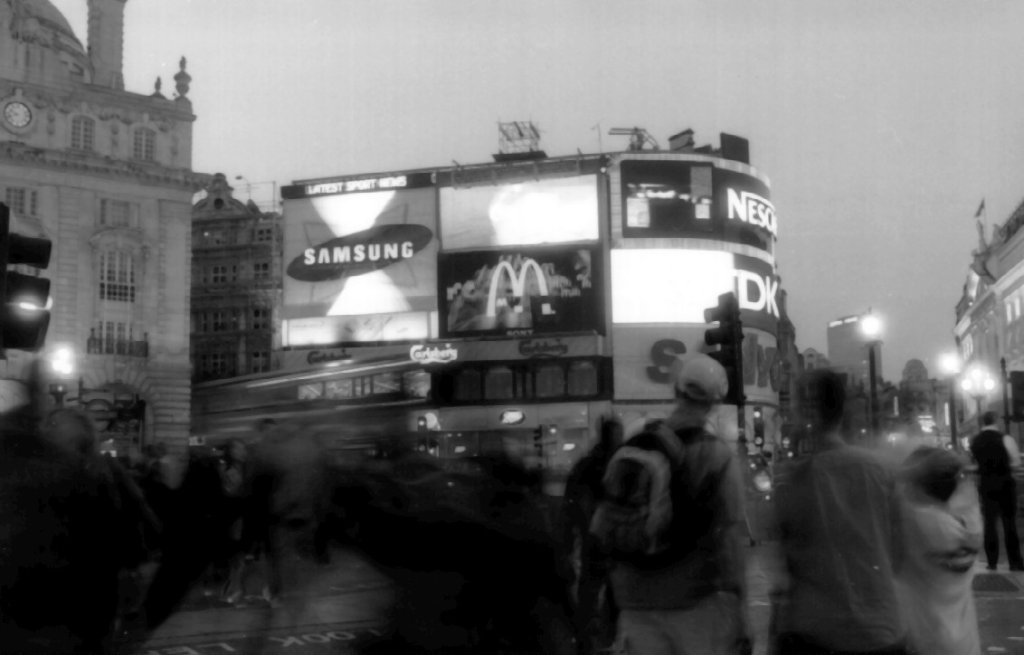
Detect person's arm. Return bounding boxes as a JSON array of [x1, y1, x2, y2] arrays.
[[1004, 434, 1022, 469]]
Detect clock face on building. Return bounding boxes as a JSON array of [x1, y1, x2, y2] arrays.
[[3, 101, 33, 129]]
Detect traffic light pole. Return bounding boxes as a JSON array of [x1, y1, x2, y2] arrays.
[[1002, 357, 1011, 435]]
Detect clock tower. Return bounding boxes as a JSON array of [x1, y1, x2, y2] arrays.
[[0, 0, 209, 454]]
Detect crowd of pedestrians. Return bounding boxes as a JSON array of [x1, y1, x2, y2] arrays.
[[2, 356, 1022, 654]]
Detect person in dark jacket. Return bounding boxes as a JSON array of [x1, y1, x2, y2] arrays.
[[561, 416, 622, 654], [969, 410, 1024, 571], [0, 403, 121, 654]]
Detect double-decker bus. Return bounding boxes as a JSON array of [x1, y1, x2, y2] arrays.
[[192, 357, 431, 459]]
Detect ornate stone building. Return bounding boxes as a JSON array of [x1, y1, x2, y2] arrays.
[[0, 0, 207, 453], [191, 173, 282, 382]]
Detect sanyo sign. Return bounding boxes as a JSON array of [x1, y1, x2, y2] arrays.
[[726, 188, 777, 238]]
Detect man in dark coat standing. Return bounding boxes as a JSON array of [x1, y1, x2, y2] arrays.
[[969, 410, 1024, 571]]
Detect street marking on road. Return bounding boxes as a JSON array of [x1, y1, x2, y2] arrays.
[[987, 647, 1007, 652]]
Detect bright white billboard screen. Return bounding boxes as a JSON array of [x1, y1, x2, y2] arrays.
[[440, 176, 599, 250]]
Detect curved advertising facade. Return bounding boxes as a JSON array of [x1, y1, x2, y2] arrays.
[[610, 154, 780, 442]]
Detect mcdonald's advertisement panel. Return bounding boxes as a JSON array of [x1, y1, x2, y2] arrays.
[[437, 246, 603, 338], [281, 185, 438, 346]]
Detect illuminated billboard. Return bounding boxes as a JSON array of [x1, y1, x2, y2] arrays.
[[438, 246, 603, 337], [611, 249, 779, 333], [440, 176, 599, 250], [613, 325, 781, 403], [620, 160, 775, 250], [282, 185, 438, 346]]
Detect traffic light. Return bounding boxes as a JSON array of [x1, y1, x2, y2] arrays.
[[703, 291, 745, 405], [533, 425, 544, 456], [0, 203, 52, 354], [752, 406, 765, 449]]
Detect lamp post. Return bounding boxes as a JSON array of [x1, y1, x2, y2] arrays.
[[47, 344, 76, 407], [939, 352, 961, 451], [960, 364, 996, 429], [861, 314, 883, 437]]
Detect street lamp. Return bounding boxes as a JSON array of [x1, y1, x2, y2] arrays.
[[47, 344, 76, 407], [960, 364, 996, 429], [939, 352, 961, 451], [861, 314, 883, 436]]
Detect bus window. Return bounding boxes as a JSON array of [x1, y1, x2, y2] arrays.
[[454, 369, 482, 401], [536, 363, 565, 398], [484, 365, 515, 400], [404, 369, 431, 398], [567, 360, 598, 396]]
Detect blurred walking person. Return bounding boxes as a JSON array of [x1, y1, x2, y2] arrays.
[[895, 447, 981, 655], [246, 421, 331, 614], [43, 408, 161, 647], [219, 438, 256, 605], [773, 369, 907, 655], [561, 415, 622, 654], [968, 410, 1024, 571], [0, 397, 122, 654]]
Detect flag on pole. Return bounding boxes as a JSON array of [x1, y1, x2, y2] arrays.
[[975, 199, 986, 218]]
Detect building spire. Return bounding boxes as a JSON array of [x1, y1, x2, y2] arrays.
[[174, 56, 191, 100]]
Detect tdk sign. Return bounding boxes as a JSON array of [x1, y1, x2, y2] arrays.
[[726, 188, 777, 238], [736, 269, 780, 319]]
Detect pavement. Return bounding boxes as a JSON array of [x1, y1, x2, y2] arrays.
[[118, 538, 1024, 655]]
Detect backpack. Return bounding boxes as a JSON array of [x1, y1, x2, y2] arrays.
[[589, 422, 723, 566]]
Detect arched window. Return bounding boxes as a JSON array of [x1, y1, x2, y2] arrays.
[[133, 127, 156, 161], [71, 116, 95, 150], [99, 249, 136, 302]]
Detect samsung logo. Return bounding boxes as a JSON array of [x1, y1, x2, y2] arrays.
[[287, 224, 433, 282]]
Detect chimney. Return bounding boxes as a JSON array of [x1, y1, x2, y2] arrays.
[[87, 0, 128, 90]]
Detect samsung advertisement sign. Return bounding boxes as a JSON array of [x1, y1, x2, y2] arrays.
[[281, 184, 439, 346]]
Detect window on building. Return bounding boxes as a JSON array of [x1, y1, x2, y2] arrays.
[[99, 250, 136, 302], [201, 353, 235, 378], [100, 199, 132, 227], [211, 311, 230, 331], [251, 351, 270, 373], [71, 116, 95, 151], [454, 369, 482, 401], [567, 360, 599, 396], [5, 187, 38, 217], [254, 227, 273, 243], [253, 261, 271, 280], [252, 307, 269, 330], [536, 363, 565, 398], [211, 265, 228, 284], [484, 366, 515, 400], [133, 127, 156, 161], [98, 321, 136, 354]]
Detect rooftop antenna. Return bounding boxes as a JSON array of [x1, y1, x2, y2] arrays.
[[493, 121, 546, 162], [608, 126, 659, 151]]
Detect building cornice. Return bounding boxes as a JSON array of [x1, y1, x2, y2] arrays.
[[0, 141, 211, 191], [0, 79, 195, 124]]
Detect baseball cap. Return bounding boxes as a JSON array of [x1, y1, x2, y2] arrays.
[[672, 353, 729, 404]]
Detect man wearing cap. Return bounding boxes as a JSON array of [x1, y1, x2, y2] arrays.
[[604, 353, 750, 655]]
